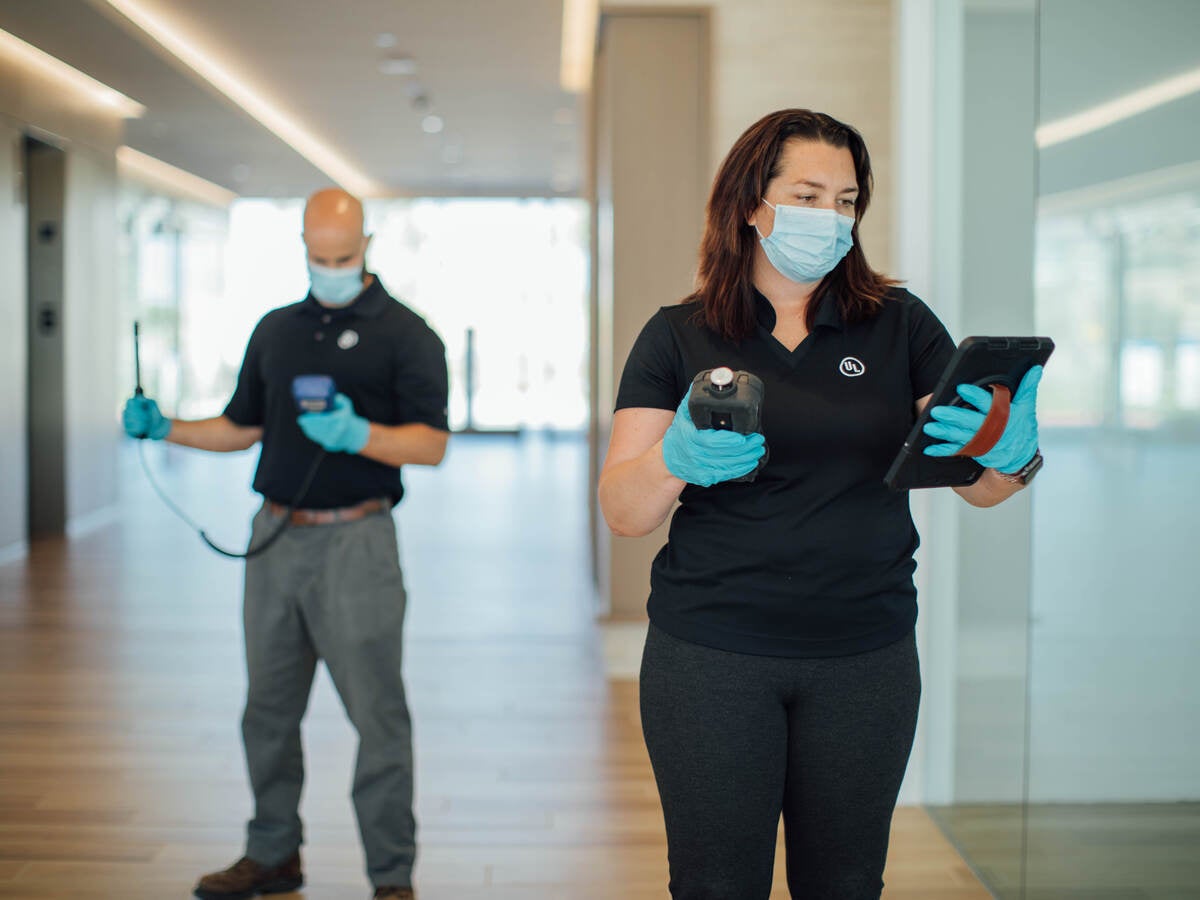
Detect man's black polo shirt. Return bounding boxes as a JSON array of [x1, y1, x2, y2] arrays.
[[224, 275, 449, 509], [615, 287, 955, 658]]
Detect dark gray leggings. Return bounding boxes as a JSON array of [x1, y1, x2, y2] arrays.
[[639, 624, 921, 900]]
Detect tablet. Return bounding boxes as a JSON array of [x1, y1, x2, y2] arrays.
[[884, 336, 1055, 491]]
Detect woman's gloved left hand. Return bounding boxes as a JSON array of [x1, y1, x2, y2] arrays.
[[297, 392, 370, 453], [922, 365, 1042, 473]]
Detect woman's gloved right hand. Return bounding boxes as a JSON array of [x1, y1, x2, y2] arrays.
[[122, 394, 171, 440], [661, 388, 765, 486]]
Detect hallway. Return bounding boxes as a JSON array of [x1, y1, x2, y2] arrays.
[[0, 434, 988, 899]]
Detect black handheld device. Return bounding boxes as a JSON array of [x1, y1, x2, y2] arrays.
[[884, 335, 1055, 491], [133, 321, 143, 396], [688, 367, 767, 483]]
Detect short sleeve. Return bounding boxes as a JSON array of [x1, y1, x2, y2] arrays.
[[223, 321, 266, 426], [394, 323, 450, 431], [615, 309, 684, 412], [907, 294, 956, 399]]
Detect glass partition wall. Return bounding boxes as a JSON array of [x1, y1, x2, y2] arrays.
[[919, 1, 1040, 893], [928, 1, 1200, 897], [1026, 0, 1200, 896]]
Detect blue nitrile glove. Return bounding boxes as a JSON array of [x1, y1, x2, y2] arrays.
[[297, 392, 370, 453], [922, 365, 1042, 473], [661, 387, 766, 486], [122, 394, 171, 440]]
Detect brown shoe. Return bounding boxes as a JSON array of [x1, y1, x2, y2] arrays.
[[194, 853, 303, 899], [373, 888, 415, 899]]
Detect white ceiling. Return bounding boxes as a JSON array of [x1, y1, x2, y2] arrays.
[[8, 0, 1191, 202], [0, 0, 581, 198]]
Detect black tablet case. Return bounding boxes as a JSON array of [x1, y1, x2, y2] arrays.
[[885, 336, 1055, 491]]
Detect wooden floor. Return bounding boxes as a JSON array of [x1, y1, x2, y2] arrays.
[[0, 436, 991, 899]]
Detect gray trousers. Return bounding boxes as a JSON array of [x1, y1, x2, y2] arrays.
[[241, 504, 415, 888]]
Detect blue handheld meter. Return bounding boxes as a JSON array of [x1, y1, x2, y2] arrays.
[[292, 374, 337, 413]]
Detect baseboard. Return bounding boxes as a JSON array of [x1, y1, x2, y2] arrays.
[[66, 503, 120, 539], [0, 540, 29, 568], [599, 619, 649, 681]]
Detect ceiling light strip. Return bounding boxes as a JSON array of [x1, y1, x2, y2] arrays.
[[560, 0, 599, 93], [1037, 65, 1200, 148], [0, 28, 145, 118], [117, 145, 238, 207], [100, 0, 384, 196]]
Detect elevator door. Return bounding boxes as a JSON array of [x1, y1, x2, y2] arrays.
[[25, 136, 66, 538]]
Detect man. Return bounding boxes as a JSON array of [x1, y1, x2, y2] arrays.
[[124, 188, 449, 900]]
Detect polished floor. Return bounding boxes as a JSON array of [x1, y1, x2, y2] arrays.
[[930, 802, 1200, 899], [0, 434, 989, 899]]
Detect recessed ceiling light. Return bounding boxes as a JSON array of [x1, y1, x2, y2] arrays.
[[376, 33, 397, 49], [117, 146, 237, 207], [422, 115, 444, 134], [379, 55, 417, 76], [0, 28, 145, 118], [99, 0, 382, 196]]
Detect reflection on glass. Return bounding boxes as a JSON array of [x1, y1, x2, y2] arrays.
[[1029, 0, 1200, 896], [1037, 192, 1200, 433]]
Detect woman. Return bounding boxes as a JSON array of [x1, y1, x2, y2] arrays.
[[598, 109, 1042, 899]]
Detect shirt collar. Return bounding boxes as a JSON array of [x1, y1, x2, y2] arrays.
[[301, 273, 389, 320], [752, 286, 845, 332]]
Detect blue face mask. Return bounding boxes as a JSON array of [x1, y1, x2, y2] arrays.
[[755, 200, 855, 283], [308, 261, 364, 306]]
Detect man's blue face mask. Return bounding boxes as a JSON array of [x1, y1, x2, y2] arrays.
[[308, 261, 364, 306], [755, 200, 855, 284]]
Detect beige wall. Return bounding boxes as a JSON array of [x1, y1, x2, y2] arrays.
[[591, 9, 711, 617], [590, 0, 897, 617], [63, 144, 120, 528], [605, 0, 896, 273], [0, 119, 28, 556], [0, 47, 125, 553]]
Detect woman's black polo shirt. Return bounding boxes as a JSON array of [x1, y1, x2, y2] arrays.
[[615, 287, 955, 658], [223, 276, 449, 509]]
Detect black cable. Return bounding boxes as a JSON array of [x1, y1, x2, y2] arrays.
[[136, 440, 326, 560]]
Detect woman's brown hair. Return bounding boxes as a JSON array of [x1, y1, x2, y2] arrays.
[[690, 109, 897, 341]]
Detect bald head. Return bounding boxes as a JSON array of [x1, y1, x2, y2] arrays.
[[303, 188, 368, 268]]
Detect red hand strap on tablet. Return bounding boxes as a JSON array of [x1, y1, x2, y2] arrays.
[[955, 383, 1011, 458]]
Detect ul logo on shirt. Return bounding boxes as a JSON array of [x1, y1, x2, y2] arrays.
[[839, 357, 866, 377]]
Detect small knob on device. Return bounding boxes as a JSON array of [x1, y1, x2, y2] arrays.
[[708, 366, 734, 392]]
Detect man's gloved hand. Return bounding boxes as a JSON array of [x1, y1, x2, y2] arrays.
[[661, 387, 766, 487], [122, 394, 171, 440], [298, 392, 370, 454], [922, 365, 1042, 473]]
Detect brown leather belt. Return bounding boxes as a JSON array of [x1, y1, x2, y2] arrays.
[[264, 497, 389, 526]]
